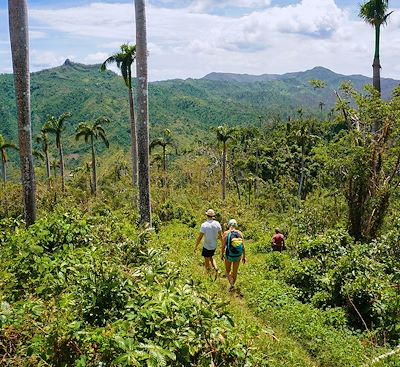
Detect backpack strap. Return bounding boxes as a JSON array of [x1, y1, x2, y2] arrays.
[[227, 231, 232, 255]]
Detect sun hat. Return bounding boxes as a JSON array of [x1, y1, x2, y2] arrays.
[[205, 209, 216, 217], [228, 219, 238, 227]]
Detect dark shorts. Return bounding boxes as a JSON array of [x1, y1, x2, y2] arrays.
[[202, 247, 216, 258], [272, 244, 285, 252]]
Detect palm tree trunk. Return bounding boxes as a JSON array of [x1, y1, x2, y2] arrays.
[[373, 25, 381, 94], [128, 81, 138, 190], [297, 147, 305, 199], [59, 143, 65, 192], [135, 0, 152, 225], [45, 148, 51, 187], [222, 142, 227, 201], [91, 137, 97, 195], [234, 175, 241, 201], [162, 145, 167, 188], [8, 0, 36, 225], [1, 156, 6, 184], [372, 25, 381, 133], [255, 146, 259, 197], [248, 180, 251, 205]]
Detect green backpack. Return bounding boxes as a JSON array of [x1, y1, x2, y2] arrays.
[[227, 230, 244, 258]]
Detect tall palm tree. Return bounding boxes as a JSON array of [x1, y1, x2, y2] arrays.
[[0, 135, 18, 184], [150, 129, 176, 187], [43, 112, 72, 192], [359, 0, 393, 93], [75, 117, 110, 195], [35, 128, 51, 184], [101, 44, 138, 191], [214, 125, 236, 201], [50, 159, 59, 178], [8, 0, 36, 225], [72, 161, 93, 195], [135, 0, 152, 225], [289, 121, 320, 200]]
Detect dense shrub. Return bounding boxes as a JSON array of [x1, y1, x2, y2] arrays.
[[0, 209, 257, 366], [273, 229, 400, 345]]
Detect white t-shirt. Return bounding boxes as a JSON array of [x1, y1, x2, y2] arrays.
[[200, 220, 222, 250]]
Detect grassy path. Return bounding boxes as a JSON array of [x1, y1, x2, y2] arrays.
[[154, 223, 319, 367]]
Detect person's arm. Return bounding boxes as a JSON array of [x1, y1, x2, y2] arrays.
[[194, 232, 204, 253], [240, 231, 246, 263], [220, 232, 226, 260]]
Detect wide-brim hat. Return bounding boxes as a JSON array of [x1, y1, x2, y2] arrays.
[[205, 209, 216, 217]]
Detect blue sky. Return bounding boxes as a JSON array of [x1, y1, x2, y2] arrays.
[[1, 0, 400, 81]]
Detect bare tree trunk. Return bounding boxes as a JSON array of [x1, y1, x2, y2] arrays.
[[135, 0, 152, 225], [91, 137, 97, 195], [59, 143, 65, 192], [222, 142, 227, 201], [8, 0, 36, 225], [128, 83, 138, 190]]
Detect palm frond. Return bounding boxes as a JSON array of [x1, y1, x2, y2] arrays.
[[150, 139, 164, 151], [100, 55, 117, 71]]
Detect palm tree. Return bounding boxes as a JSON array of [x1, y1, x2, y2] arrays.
[[71, 161, 93, 194], [50, 159, 59, 178], [359, 0, 393, 93], [101, 44, 138, 192], [135, 0, 152, 225], [290, 121, 320, 200], [75, 117, 110, 195], [43, 112, 72, 192], [8, 0, 36, 225], [214, 125, 236, 201], [35, 128, 51, 184], [150, 129, 176, 187], [0, 135, 18, 184]]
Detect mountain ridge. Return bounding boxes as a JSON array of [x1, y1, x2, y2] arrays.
[[202, 66, 400, 87], [1, 60, 399, 159]]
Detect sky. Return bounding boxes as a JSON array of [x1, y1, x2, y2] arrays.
[[0, 0, 400, 81]]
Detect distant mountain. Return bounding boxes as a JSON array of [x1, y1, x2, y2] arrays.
[[203, 66, 399, 100], [1, 62, 399, 162]]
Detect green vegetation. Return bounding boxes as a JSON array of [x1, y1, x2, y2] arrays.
[[2, 44, 400, 367]]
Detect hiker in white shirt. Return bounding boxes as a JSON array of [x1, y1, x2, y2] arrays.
[[194, 209, 223, 274]]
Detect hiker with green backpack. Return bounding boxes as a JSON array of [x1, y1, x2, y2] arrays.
[[221, 219, 246, 291]]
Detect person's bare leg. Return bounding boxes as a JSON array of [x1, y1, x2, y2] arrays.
[[204, 257, 211, 271], [210, 256, 218, 271], [224, 259, 234, 286], [231, 259, 241, 286]]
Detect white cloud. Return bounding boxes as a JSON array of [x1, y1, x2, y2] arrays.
[[83, 52, 110, 64], [189, 0, 272, 11], [30, 30, 47, 39], [30, 3, 136, 40], [30, 49, 73, 70], [0, 0, 399, 81]]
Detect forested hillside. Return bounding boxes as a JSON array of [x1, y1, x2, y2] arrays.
[[1, 60, 399, 156]]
